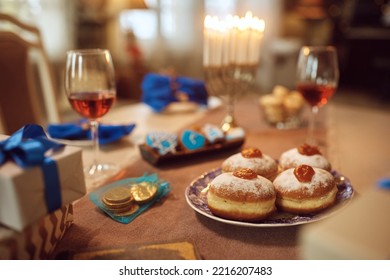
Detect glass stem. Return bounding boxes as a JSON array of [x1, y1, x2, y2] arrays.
[[307, 106, 319, 145], [227, 93, 234, 119], [221, 90, 236, 132], [90, 119, 99, 172]]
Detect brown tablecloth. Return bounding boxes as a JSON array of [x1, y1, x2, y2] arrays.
[[53, 95, 328, 260]]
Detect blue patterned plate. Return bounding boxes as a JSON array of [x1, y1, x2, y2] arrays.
[[185, 168, 354, 227]]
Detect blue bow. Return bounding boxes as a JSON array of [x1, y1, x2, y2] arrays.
[[0, 124, 64, 212], [47, 121, 136, 145], [141, 73, 209, 112]]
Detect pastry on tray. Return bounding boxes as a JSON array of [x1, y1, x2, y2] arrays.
[[222, 147, 278, 180], [225, 127, 245, 141], [273, 164, 337, 214], [139, 123, 245, 165], [179, 129, 207, 151], [199, 123, 225, 144], [145, 131, 178, 155], [207, 168, 276, 222]]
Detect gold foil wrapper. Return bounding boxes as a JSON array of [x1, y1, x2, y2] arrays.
[[102, 197, 133, 209], [114, 204, 140, 217], [130, 182, 158, 203], [103, 186, 132, 203], [101, 186, 135, 215]]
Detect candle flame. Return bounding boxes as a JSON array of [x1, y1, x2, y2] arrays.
[[204, 15, 211, 27], [204, 15, 227, 32], [253, 18, 265, 32], [245, 11, 253, 19], [205, 12, 265, 32]]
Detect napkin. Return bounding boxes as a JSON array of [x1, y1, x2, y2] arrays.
[[47, 121, 136, 145], [377, 178, 390, 190], [141, 73, 208, 112]]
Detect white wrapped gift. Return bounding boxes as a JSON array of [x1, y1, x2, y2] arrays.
[[0, 127, 86, 231]]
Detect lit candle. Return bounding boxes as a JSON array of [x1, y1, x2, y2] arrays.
[[203, 15, 212, 67], [215, 19, 226, 66], [236, 11, 252, 64], [252, 17, 265, 64], [228, 15, 239, 65], [203, 11, 265, 67], [203, 15, 225, 67]]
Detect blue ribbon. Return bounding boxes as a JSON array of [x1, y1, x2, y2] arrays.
[[0, 124, 64, 212]]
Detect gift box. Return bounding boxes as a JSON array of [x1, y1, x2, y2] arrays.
[[0, 204, 73, 260], [0, 125, 86, 231]]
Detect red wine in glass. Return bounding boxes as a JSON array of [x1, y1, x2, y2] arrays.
[[296, 83, 336, 108], [68, 91, 116, 119]]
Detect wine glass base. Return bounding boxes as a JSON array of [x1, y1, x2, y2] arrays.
[[84, 163, 120, 189], [220, 114, 238, 133]]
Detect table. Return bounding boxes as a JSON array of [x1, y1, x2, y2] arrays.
[[51, 94, 389, 260]]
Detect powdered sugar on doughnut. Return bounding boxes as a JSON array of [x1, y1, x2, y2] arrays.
[[210, 172, 275, 198], [273, 167, 334, 196], [222, 153, 278, 178], [279, 148, 331, 171]]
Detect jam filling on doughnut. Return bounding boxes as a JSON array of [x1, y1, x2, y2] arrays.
[[294, 164, 315, 182], [233, 168, 258, 180], [297, 143, 322, 156], [241, 148, 262, 158]]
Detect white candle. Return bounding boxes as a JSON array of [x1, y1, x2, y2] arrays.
[[238, 12, 252, 64], [203, 12, 265, 67], [229, 15, 239, 65], [212, 16, 221, 66], [214, 25, 223, 66], [252, 17, 265, 64], [203, 15, 211, 67]]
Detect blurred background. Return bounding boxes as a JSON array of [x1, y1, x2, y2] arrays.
[[0, 0, 389, 120]]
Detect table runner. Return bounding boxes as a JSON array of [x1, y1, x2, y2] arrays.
[[52, 94, 328, 260]]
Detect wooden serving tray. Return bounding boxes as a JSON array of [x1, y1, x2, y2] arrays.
[[139, 138, 245, 166]]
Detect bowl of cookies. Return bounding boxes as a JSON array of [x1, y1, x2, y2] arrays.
[[259, 85, 305, 129]]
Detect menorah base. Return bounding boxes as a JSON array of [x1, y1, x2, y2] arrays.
[[220, 114, 238, 133]]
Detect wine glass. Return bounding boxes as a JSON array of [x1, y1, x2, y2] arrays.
[[65, 49, 117, 184], [296, 46, 339, 145]]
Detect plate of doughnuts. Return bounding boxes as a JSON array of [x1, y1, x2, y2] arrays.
[[185, 144, 355, 227]]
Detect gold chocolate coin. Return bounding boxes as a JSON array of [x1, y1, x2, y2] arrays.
[[114, 204, 139, 217], [130, 182, 158, 203], [106, 202, 135, 214], [103, 186, 132, 203], [102, 197, 133, 209]]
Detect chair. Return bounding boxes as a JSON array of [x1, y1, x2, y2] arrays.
[[0, 13, 60, 135]]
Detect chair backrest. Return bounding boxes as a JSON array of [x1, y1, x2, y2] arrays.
[[0, 13, 60, 135]]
